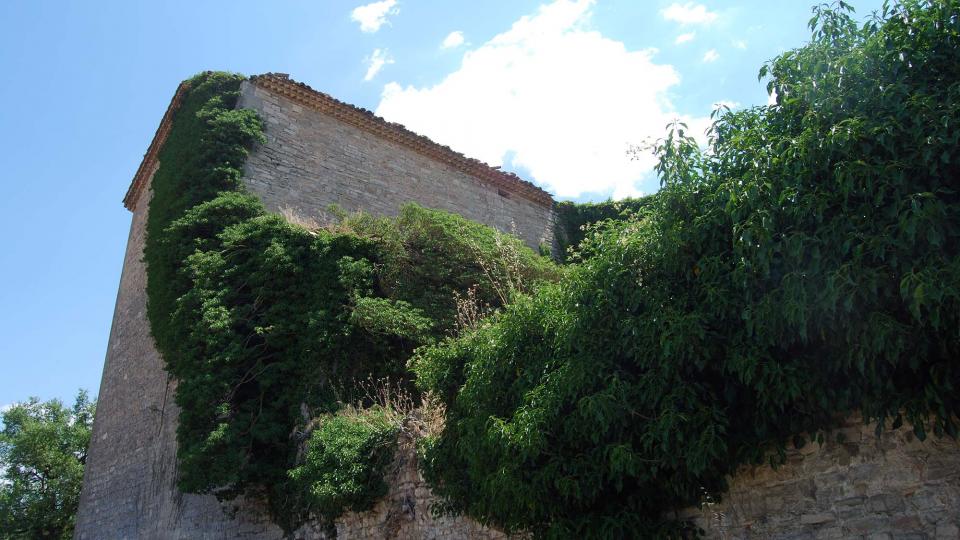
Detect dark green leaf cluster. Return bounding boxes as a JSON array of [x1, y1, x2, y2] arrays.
[[0, 391, 95, 540], [141, 72, 557, 531], [553, 198, 651, 263], [144, 73, 266, 361], [337, 205, 560, 327], [412, 2, 960, 537], [288, 407, 399, 527]]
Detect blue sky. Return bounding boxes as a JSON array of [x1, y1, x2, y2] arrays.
[[0, 0, 886, 409]]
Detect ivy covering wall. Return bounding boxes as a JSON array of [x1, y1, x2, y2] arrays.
[[553, 198, 650, 262]]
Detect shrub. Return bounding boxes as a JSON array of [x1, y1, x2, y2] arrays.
[[338, 204, 560, 327], [288, 406, 400, 525]]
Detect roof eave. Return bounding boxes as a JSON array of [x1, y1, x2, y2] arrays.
[[122, 80, 193, 212]]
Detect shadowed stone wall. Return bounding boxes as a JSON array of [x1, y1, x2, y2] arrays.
[[682, 414, 960, 539], [74, 184, 289, 539]]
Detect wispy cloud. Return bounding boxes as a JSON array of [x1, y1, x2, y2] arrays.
[[732, 39, 747, 50], [713, 100, 740, 110], [675, 32, 696, 44], [377, 0, 709, 199], [364, 48, 394, 81], [661, 2, 718, 25], [702, 49, 720, 62], [442, 31, 465, 49], [351, 0, 399, 33]]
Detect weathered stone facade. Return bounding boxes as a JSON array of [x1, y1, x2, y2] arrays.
[[73, 181, 286, 538], [682, 414, 960, 539], [236, 77, 553, 251]]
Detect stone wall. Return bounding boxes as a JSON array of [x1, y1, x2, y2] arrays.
[[681, 414, 960, 539], [74, 77, 546, 539], [236, 80, 554, 252], [74, 183, 288, 539]]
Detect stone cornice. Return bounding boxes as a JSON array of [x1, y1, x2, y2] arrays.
[[123, 79, 192, 211]]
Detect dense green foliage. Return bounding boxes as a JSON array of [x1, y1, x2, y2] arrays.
[[0, 391, 95, 540], [144, 73, 265, 357], [553, 198, 650, 262], [413, 1, 960, 537], [142, 72, 556, 530], [333, 204, 559, 330], [288, 407, 399, 525]]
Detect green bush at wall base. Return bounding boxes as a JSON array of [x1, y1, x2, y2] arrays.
[[289, 407, 400, 527]]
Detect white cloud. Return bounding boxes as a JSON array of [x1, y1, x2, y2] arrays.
[[675, 32, 696, 44], [713, 100, 740, 110], [732, 39, 747, 49], [661, 2, 718, 25], [376, 0, 707, 199], [364, 48, 394, 81], [442, 31, 465, 49], [351, 0, 399, 33], [767, 87, 778, 106], [702, 49, 719, 62]]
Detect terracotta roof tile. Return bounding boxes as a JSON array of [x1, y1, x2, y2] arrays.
[[123, 79, 192, 211]]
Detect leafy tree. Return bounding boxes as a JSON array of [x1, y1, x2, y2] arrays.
[[0, 391, 95, 539], [412, 1, 960, 537]]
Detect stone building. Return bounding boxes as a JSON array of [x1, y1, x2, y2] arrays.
[[75, 74, 960, 539], [75, 73, 553, 539]]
